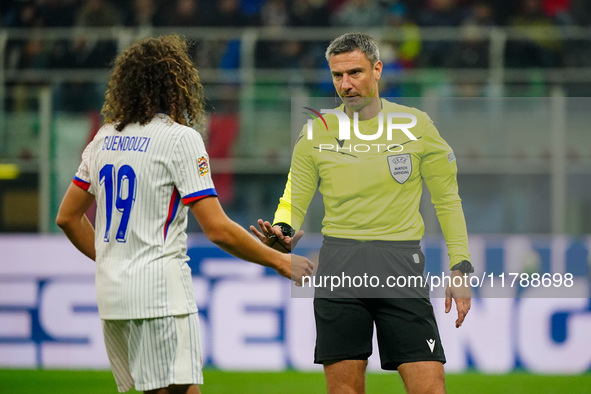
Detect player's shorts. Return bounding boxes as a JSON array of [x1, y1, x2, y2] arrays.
[[313, 236, 446, 370], [102, 313, 203, 392]]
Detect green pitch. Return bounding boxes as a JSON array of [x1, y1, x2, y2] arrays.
[[1, 369, 590, 393]]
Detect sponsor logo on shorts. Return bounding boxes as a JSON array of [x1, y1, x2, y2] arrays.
[[427, 338, 436, 353]]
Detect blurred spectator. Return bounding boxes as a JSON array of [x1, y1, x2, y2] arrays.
[[4, 1, 43, 28], [214, 0, 247, 26], [487, 0, 517, 25], [49, 29, 117, 110], [49, 0, 120, 112], [379, 3, 424, 96], [17, 37, 49, 69], [444, 2, 494, 68], [289, 0, 332, 72], [71, 0, 119, 68], [463, 1, 495, 26], [4, 2, 44, 70], [444, 3, 496, 96], [326, 0, 349, 14], [570, 0, 591, 25], [418, 0, 467, 66], [542, 0, 572, 25], [561, 0, 591, 71], [257, 39, 305, 68], [383, 1, 421, 69], [290, 0, 330, 26], [204, 0, 246, 71], [332, 0, 386, 26], [39, 0, 78, 27], [0, 1, 11, 23], [257, 0, 299, 69], [378, 43, 403, 97], [240, 0, 266, 24], [260, 0, 290, 27], [163, 0, 215, 26], [76, 0, 121, 27], [507, 0, 562, 68], [418, 0, 466, 27], [123, 0, 163, 27]]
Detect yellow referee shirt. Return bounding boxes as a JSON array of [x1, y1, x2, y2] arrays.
[[274, 99, 470, 268]]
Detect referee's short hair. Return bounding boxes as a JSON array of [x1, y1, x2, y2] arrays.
[[325, 32, 380, 65]]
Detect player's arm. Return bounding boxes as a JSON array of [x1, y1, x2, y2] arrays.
[[190, 196, 313, 285], [56, 183, 96, 261]]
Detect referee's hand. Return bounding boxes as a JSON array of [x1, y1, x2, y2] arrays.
[[445, 270, 471, 328], [250, 219, 304, 253]]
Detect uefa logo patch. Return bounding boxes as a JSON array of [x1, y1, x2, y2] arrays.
[[198, 156, 209, 177], [387, 154, 412, 184]]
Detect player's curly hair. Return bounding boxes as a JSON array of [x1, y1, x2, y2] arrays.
[[101, 34, 205, 132]]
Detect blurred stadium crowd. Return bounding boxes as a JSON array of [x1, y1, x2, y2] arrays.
[[3, 0, 591, 72], [2, 0, 591, 234], [4, 0, 591, 30]]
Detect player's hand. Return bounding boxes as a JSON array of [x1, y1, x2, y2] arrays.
[[280, 254, 314, 286], [250, 219, 304, 253], [445, 270, 471, 328]]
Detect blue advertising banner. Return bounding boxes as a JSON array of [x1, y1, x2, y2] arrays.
[[0, 234, 590, 373]]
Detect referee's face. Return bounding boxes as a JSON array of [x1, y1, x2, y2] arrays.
[[329, 49, 383, 112]]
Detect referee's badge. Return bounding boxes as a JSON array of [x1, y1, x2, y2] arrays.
[[387, 154, 412, 184]]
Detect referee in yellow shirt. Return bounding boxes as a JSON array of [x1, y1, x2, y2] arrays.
[[251, 32, 471, 394]]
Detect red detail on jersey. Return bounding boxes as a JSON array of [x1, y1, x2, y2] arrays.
[[182, 188, 217, 205], [73, 177, 90, 191]]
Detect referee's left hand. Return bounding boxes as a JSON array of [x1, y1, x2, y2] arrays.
[[445, 270, 471, 328]]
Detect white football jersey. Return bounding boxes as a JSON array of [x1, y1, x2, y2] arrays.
[[73, 114, 216, 319]]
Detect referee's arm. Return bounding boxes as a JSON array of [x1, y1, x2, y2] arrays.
[[420, 121, 471, 270], [273, 131, 319, 233]]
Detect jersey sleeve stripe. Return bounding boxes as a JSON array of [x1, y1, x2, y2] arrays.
[[72, 176, 91, 191], [181, 188, 217, 205], [164, 188, 181, 241]]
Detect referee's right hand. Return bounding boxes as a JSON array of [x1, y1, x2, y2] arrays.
[[250, 219, 304, 253]]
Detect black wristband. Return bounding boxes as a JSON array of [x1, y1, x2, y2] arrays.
[[273, 222, 295, 237], [450, 260, 474, 274]]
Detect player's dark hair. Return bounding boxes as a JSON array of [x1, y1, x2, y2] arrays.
[[102, 34, 205, 132], [325, 32, 380, 65]]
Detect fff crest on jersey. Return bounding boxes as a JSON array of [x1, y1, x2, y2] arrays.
[[387, 154, 412, 184]]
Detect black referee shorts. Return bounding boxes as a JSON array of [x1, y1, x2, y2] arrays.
[[313, 236, 446, 370]]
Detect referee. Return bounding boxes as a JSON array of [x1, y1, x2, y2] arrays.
[[251, 32, 472, 394]]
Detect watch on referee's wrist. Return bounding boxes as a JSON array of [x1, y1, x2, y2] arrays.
[[450, 260, 474, 274], [273, 222, 295, 237]]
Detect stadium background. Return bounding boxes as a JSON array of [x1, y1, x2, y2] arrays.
[[1, 0, 591, 392]]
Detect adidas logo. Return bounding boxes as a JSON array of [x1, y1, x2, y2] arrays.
[[426, 339, 436, 353]]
